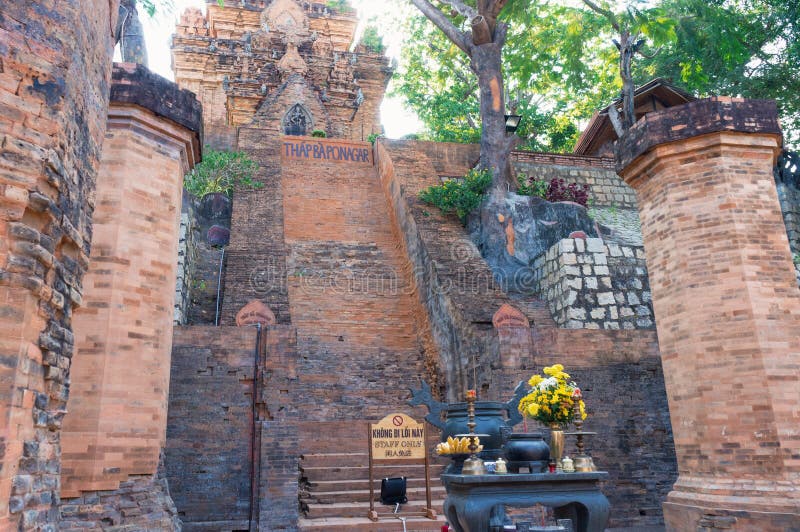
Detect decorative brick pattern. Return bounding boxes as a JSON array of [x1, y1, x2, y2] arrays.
[[618, 98, 800, 530], [0, 2, 119, 528], [532, 238, 653, 330], [171, 1, 391, 142]]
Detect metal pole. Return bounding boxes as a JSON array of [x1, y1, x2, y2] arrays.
[[214, 246, 226, 326], [368, 423, 377, 521]]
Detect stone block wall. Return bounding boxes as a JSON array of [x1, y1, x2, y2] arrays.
[[0, 2, 119, 528], [512, 152, 637, 208], [533, 238, 654, 330], [174, 195, 197, 325], [58, 64, 201, 529]]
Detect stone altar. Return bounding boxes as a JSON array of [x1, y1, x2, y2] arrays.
[[441, 472, 610, 532]]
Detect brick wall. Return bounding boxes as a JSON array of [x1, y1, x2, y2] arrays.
[[167, 326, 259, 530], [376, 139, 677, 528], [60, 65, 201, 503], [0, 2, 118, 528], [220, 134, 291, 325], [777, 181, 800, 256], [617, 98, 800, 530], [533, 238, 654, 329]]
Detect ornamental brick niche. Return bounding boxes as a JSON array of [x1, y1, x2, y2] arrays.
[[617, 97, 800, 530], [172, 0, 392, 144], [60, 64, 202, 499]]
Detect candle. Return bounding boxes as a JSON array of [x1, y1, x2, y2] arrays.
[[466, 389, 476, 400]]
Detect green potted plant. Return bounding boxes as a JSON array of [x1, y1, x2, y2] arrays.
[[184, 148, 260, 221]]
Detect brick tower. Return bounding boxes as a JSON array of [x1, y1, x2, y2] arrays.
[[172, 0, 392, 145]]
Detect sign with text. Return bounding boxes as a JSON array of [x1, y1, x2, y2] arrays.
[[282, 136, 373, 165], [370, 413, 425, 461]]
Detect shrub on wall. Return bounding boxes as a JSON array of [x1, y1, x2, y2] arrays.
[[184, 148, 261, 198], [517, 175, 590, 208], [419, 168, 492, 223], [311, 129, 327, 138]]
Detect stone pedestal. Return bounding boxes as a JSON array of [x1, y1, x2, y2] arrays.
[[60, 64, 201, 498], [616, 97, 800, 530]]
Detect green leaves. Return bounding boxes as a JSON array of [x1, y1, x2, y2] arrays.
[[183, 149, 261, 198], [418, 169, 493, 223], [138, 0, 174, 18]]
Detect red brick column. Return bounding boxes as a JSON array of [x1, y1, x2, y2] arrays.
[[0, 2, 119, 528], [617, 97, 800, 530], [60, 64, 201, 497]]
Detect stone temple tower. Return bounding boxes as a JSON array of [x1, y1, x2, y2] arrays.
[[172, 0, 392, 145]]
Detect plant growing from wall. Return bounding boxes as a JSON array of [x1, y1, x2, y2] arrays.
[[419, 168, 492, 223], [517, 175, 590, 208], [184, 149, 261, 198], [311, 129, 327, 138], [367, 133, 383, 145]]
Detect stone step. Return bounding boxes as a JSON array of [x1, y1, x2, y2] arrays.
[[301, 452, 369, 467], [301, 485, 447, 504], [302, 464, 446, 482], [304, 499, 445, 519], [308, 477, 439, 492], [302, 453, 449, 469], [298, 515, 447, 532]]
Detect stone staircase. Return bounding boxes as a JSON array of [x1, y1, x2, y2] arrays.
[[298, 452, 448, 531]]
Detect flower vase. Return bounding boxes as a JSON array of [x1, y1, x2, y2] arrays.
[[549, 424, 564, 467]]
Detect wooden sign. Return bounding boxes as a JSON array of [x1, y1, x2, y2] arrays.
[[369, 412, 425, 461], [282, 136, 373, 165]]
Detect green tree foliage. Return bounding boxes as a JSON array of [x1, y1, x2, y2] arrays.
[[393, 13, 581, 153], [360, 25, 386, 53], [419, 168, 493, 223], [394, 0, 799, 150], [184, 149, 261, 198], [638, 0, 800, 146]]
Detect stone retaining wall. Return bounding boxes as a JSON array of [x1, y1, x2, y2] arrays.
[[533, 238, 654, 330]]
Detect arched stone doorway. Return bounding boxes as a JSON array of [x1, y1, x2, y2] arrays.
[[283, 103, 312, 136]]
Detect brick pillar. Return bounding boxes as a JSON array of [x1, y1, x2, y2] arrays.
[[0, 2, 119, 528], [60, 64, 201, 497], [616, 97, 800, 530]]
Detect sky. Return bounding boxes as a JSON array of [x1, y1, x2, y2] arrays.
[[136, 0, 422, 137]]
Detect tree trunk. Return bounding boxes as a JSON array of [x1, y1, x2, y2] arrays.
[[471, 40, 514, 197], [619, 32, 636, 130]]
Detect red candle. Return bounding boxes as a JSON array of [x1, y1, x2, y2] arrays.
[[466, 389, 476, 400], [548, 463, 556, 473]]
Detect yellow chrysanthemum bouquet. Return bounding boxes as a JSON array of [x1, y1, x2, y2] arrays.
[[518, 364, 587, 428]]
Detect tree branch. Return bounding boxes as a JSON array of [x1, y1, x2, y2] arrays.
[[438, 0, 478, 20], [410, 0, 471, 54], [581, 0, 620, 32]]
